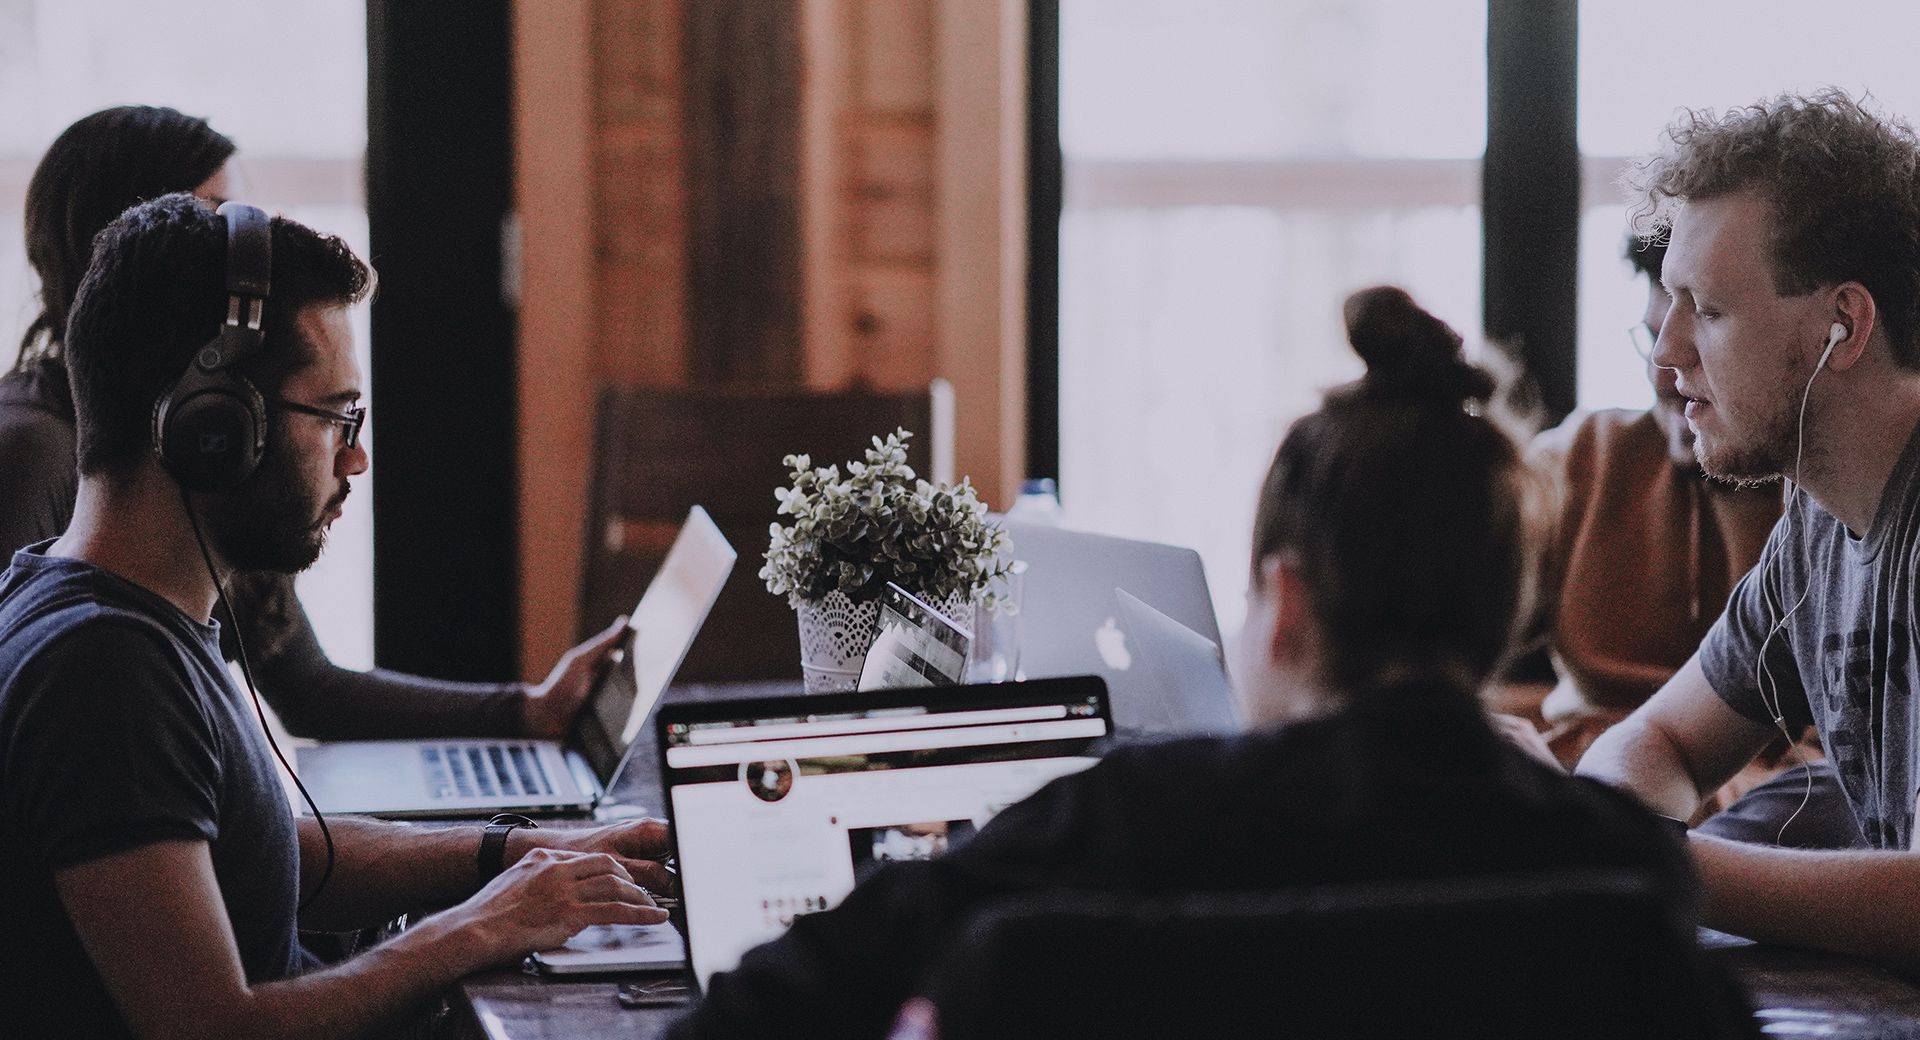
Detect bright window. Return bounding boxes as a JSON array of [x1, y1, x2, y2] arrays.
[[1058, 0, 1486, 636], [1576, 0, 1920, 413]]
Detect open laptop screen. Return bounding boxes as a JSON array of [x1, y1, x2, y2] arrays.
[[575, 505, 737, 784], [658, 676, 1111, 991]]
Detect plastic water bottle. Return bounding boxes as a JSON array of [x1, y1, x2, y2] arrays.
[[971, 479, 1054, 683], [1005, 478, 1062, 526]]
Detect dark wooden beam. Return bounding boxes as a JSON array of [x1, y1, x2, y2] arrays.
[[682, 0, 804, 383]]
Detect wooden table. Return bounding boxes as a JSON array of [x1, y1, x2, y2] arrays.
[[454, 938, 1920, 1040], [1707, 930, 1920, 1038], [459, 971, 684, 1040], [447, 682, 1920, 1039]]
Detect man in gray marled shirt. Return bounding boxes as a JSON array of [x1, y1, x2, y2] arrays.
[[1577, 89, 1920, 971]]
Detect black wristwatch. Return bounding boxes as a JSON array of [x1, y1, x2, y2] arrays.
[[479, 813, 537, 883]]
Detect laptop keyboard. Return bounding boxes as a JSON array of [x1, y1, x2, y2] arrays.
[[423, 744, 556, 800]]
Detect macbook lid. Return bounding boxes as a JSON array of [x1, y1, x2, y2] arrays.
[[574, 505, 737, 788]]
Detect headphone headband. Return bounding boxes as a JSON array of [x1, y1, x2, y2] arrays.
[[200, 202, 273, 371], [220, 202, 272, 298]]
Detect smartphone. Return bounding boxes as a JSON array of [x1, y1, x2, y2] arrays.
[[617, 978, 693, 1008]]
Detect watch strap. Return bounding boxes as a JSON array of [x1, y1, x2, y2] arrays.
[[479, 812, 537, 883]]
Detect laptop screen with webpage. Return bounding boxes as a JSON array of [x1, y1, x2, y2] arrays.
[[658, 676, 1111, 991]]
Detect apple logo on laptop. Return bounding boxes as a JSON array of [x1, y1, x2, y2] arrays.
[[1095, 616, 1132, 671]]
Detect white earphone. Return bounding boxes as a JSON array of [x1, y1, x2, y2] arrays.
[[1751, 317, 1851, 843], [1818, 321, 1846, 369]]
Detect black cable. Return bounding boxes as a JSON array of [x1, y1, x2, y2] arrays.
[[180, 485, 336, 914]]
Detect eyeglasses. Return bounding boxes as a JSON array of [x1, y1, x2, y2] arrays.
[[273, 398, 366, 449], [1628, 322, 1656, 361]]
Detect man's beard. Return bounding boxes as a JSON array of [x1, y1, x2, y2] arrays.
[[1694, 379, 1804, 489], [203, 435, 345, 575]]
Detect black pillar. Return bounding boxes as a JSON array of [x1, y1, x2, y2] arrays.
[[1483, 0, 1580, 424], [365, 0, 519, 680], [1027, 0, 1062, 483]]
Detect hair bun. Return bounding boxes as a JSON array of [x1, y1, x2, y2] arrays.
[[1342, 286, 1493, 406]]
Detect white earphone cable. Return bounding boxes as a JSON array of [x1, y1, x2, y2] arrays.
[[1750, 324, 1843, 845]]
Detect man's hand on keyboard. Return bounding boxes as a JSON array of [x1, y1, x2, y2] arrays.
[[453, 846, 670, 966], [508, 817, 678, 894]]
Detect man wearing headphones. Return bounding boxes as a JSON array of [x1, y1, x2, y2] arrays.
[[1576, 90, 1920, 970], [0, 195, 672, 1037]]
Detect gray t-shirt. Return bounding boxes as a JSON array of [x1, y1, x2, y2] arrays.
[[1700, 419, 1920, 849], [0, 544, 306, 1036]]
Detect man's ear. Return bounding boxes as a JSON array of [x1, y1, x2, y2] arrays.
[[1826, 282, 1878, 372], [1257, 554, 1314, 666]]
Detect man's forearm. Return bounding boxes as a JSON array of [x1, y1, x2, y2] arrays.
[[1575, 712, 1706, 820], [296, 816, 493, 929], [1575, 655, 1779, 817], [194, 913, 491, 1040], [1691, 835, 1920, 973]]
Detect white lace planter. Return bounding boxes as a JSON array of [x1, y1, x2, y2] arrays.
[[795, 588, 971, 692]]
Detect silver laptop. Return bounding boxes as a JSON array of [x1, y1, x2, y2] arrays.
[[1001, 522, 1225, 739], [656, 675, 1112, 992], [1113, 587, 1239, 735], [297, 506, 736, 817]]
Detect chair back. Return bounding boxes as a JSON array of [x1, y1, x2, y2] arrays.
[[579, 382, 951, 681], [919, 870, 1756, 1040]]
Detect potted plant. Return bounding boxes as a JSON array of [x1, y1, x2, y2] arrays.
[[762, 429, 1014, 691]]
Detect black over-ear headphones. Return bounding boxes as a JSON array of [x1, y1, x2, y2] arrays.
[[152, 201, 273, 492]]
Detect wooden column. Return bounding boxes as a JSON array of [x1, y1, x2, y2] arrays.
[[683, 0, 805, 383], [514, 0, 1031, 673], [935, 0, 1027, 507]]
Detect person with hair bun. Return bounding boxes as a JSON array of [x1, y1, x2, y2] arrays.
[[0, 106, 625, 742], [4, 106, 236, 549], [670, 288, 1700, 1040]]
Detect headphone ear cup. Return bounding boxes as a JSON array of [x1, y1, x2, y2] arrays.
[[156, 202, 274, 494], [154, 365, 267, 492]]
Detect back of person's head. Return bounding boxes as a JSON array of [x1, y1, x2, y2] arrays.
[[1625, 235, 1665, 284], [64, 193, 371, 480], [17, 105, 235, 369], [1251, 287, 1531, 694], [1629, 88, 1920, 366]]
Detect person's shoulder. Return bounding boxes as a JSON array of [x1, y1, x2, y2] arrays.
[[1497, 739, 1688, 849], [0, 365, 78, 484], [1101, 725, 1305, 774], [0, 559, 199, 678], [1087, 721, 1350, 809], [1529, 408, 1659, 467], [0, 370, 76, 452], [0, 602, 212, 741], [3, 595, 185, 677], [973, 730, 1288, 835], [1888, 417, 1920, 531], [0, 362, 74, 422]]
